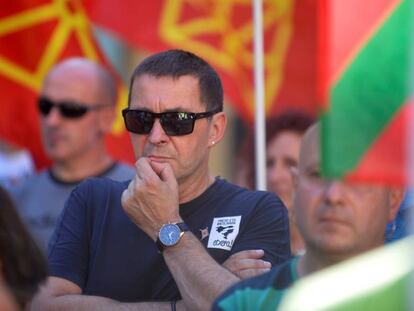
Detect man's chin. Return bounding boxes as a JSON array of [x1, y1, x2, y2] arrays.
[[314, 236, 356, 256], [46, 150, 70, 162]]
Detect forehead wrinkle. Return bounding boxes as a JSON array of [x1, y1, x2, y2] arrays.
[[131, 99, 188, 113], [131, 75, 202, 113]]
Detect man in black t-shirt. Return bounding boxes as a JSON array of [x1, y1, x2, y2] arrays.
[[32, 50, 290, 311]]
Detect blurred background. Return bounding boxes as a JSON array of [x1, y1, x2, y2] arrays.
[[1, 1, 413, 308], [0, 0, 317, 184]]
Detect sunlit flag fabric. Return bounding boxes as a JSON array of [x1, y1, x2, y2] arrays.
[[318, 0, 414, 185], [279, 236, 414, 311], [0, 0, 134, 168], [82, 0, 318, 121]]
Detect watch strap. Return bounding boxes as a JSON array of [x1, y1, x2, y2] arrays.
[[176, 222, 189, 232]]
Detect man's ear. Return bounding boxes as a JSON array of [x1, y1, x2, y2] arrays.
[[388, 187, 405, 222], [208, 112, 227, 148]]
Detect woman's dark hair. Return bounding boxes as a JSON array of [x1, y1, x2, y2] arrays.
[[237, 110, 315, 189], [265, 110, 315, 145], [0, 186, 47, 309]]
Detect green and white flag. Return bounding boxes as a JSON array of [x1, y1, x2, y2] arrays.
[[279, 237, 414, 311]]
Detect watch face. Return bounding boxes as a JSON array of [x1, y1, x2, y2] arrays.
[[159, 224, 181, 247]]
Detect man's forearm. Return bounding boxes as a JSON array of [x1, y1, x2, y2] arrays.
[[31, 294, 175, 311], [163, 233, 240, 311]]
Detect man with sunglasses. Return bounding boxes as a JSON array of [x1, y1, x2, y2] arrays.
[[10, 58, 134, 254], [33, 50, 290, 311]]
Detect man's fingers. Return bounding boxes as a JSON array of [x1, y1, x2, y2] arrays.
[[223, 256, 271, 276], [150, 161, 173, 179], [135, 158, 158, 181], [236, 258, 271, 270], [150, 161, 177, 186], [238, 268, 271, 279], [150, 161, 167, 178], [222, 250, 269, 275], [223, 250, 272, 279], [121, 188, 129, 207], [229, 249, 265, 260], [122, 177, 137, 203]]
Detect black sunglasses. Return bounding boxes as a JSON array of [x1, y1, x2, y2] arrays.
[[38, 97, 110, 119], [122, 108, 222, 136]]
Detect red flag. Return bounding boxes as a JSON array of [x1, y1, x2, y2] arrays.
[[82, 0, 318, 121], [0, 0, 134, 169]]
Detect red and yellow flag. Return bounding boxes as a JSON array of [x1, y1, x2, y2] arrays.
[[1, 0, 318, 169], [82, 0, 318, 121], [0, 0, 134, 169]]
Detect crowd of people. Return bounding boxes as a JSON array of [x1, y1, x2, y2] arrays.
[[1, 49, 412, 310]]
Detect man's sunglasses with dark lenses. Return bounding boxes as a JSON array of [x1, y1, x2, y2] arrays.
[[38, 97, 111, 119], [122, 108, 222, 136]]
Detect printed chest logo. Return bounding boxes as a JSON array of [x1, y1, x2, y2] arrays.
[[207, 216, 242, 251]]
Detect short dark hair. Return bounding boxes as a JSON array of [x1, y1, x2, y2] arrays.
[[0, 186, 47, 309], [266, 110, 315, 144], [128, 49, 223, 111]]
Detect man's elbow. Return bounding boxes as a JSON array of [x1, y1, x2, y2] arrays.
[[29, 277, 81, 311]]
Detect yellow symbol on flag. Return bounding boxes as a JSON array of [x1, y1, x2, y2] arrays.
[[0, 0, 126, 134], [0, 0, 98, 92], [159, 0, 294, 116]]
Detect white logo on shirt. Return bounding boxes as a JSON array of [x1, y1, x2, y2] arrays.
[[207, 216, 241, 251]]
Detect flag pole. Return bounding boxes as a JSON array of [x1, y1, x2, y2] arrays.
[[253, 0, 267, 191], [409, 1, 414, 307]]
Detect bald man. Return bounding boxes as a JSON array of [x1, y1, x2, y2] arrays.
[[212, 123, 404, 311], [10, 58, 134, 254]]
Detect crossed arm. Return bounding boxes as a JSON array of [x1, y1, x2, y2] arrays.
[[31, 159, 273, 311], [31, 247, 270, 311]]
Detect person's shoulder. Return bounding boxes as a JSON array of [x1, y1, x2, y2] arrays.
[[66, 177, 128, 211], [8, 170, 49, 195], [67, 177, 128, 203], [217, 179, 278, 199], [21, 169, 49, 184], [213, 259, 295, 310], [102, 161, 135, 182], [76, 176, 129, 192], [400, 188, 414, 211], [217, 179, 285, 209]]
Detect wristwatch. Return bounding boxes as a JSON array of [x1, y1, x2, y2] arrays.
[[156, 222, 189, 252]]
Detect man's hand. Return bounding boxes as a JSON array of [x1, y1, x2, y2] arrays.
[[121, 157, 181, 240], [222, 249, 271, 279]]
